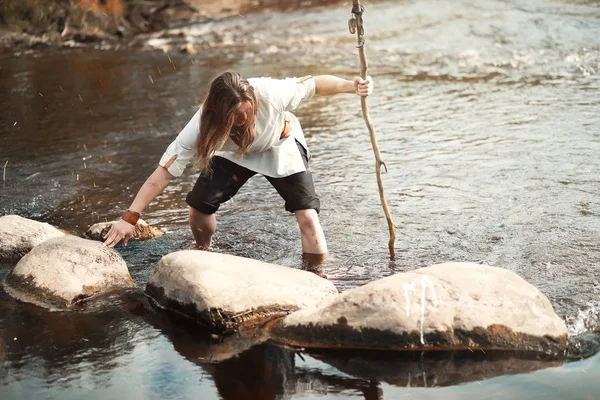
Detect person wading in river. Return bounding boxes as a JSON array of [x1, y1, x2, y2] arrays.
[[103, 72, 373, 263]]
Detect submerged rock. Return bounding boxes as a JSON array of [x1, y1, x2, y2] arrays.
[[145, 250, 338, 333], [271, 262, 568, 355], [85, 219, 164, 242], [566, 332, 600, 360], [0, 215, 64, 263], [5, 235, 135, 308]]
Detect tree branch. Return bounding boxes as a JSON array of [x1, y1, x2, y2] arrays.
[[349, 0, 396, 259]]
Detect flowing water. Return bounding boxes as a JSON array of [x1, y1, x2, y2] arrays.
[[1, 0, 600, 398]]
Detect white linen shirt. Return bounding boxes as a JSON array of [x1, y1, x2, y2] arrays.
[[158, 76, 316, 178]]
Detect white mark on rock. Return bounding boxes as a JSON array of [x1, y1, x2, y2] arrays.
[[423, 276, 438, 311], [403, 282, 415, 316], [419, 275, 438, 346], [420, 276, 426, 345]]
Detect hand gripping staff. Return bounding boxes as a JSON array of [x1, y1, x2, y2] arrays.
[[349, 0, 396, 259]]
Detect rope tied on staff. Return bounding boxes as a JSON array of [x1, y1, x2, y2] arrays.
[[348, 3, 365, 48], [348, 0, 396, 259]]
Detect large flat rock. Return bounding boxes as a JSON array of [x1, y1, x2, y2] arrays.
[[145, 250, 338, 333], [5, 235, 135, 308], [0, 215, 64, 263], [271, 262, 568, 355]]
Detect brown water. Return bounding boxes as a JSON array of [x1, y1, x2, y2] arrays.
[[1, 0, 600, 398]]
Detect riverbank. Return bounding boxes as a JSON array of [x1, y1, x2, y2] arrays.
[[0, 0, 346, 54]]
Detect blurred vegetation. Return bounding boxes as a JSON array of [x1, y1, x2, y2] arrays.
[[0, 0, 347, 48], [0, 0, 199, 44], [0, 0, 72, 35]]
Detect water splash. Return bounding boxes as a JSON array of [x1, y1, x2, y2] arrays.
[[566, 300, 600, 360]]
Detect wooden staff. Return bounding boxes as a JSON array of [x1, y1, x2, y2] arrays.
[[349, 0, 396, 259]]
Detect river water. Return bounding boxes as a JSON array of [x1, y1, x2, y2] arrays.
[[1, 0, 600, 398]]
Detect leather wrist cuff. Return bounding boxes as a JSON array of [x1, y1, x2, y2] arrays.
[[121, 210, 140, 226]]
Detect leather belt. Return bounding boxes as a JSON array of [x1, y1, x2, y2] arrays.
[[280, 113, 290, 139]]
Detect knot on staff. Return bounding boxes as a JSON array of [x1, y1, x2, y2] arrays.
[[348, 3, 365, 48]]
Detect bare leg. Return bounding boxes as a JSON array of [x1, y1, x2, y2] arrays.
[[189, 207, 216, 249], [295, 209, 327, 255]]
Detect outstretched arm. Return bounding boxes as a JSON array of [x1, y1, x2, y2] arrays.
[[103, 110, 199, 247], [314, 75, 373, 97], [103, 166, 174, 247]]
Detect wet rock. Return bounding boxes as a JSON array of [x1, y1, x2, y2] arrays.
[[0, 215, 64, 263], [566, 332, 600, 360], [263, 45, 279, 54], [85, 219, 164, 242], [145, 250, 338, 333], [4, 235, 135, 308], [179, 43, 197, 54], [271, 262, 568, 355]]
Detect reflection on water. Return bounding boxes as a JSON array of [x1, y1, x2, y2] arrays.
[[0, 275, 567, 400], [1, 0, 600, 398], [308, 349, 563, 388]]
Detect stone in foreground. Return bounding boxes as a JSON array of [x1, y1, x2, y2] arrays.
[[5, 235, 135, 308], [271, 262, 568, 355], [0, 215, 65, 263], [85, 219, 164, 242], [145, 250, 338, 333]]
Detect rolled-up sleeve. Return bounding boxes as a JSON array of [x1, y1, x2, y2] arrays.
[[159, 109, 200, 177], [281, 76, 316, 111], [255, 76, 315, 112]]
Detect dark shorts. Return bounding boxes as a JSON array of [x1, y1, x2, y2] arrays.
[[186, 141, 320, 215]]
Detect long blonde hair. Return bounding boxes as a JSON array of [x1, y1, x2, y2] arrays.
[[195, 71, 257, 174]]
